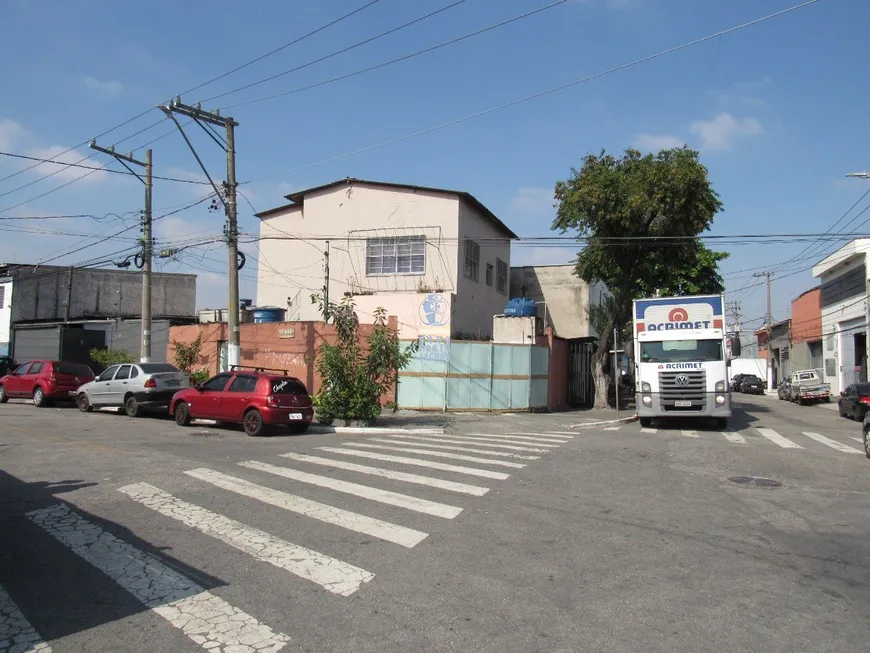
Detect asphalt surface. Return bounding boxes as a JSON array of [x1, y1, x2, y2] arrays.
[[1, 394, 868, 652]]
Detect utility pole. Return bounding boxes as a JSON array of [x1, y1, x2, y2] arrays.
[[609, 328, 624, 419], [323, 240, 330, 322], [754, 271, 774, 391], [159, 98, 241, 368], [89, 142, 153, 362]]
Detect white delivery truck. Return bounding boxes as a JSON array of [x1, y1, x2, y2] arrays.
[[633, 294, 741, 429]]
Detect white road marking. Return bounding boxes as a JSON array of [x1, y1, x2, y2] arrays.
[[341, 442, 525, 469], [850, 436, 864, 443], [318, 447, 510, 480], [801, 432, 863, 454], [28, 503, 291, 651], [603, 426, 621, 431], [185, 468, 427, 548], [368, 436, 540, 460], [680, 430, 700, 438], [721, 431, 747, 444], [404, 435, 554, 451], [280, 452, 489, 496], [464, 432, 569, 444], [239, 461, 462, 518], [487, 431, 575, 439], [755, 428, 803, 449], [640, 428, 658, 434], [118, 483, 372, 596], [0, 582, 52, 652]]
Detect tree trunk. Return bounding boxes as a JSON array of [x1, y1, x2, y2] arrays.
[[592, 318, 614, 409]]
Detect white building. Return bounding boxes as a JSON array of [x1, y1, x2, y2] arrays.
[[812, 238, 870, 395], [255, 178, 518, 340], [0, 275, 11, 356]]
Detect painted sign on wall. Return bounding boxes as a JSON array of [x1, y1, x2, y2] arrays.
[[418, 293, 451, 361]]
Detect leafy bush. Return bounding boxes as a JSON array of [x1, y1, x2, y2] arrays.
[[170, 334, 210, 383], [90, 348, 135, 367], [310, 295, 416, 422]]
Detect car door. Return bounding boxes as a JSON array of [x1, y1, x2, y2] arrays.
[[188, 373, 233, 419], [221, 374, 258, 420], [108, 365, 132, 405], [5, 363, 31, 396], [847, 385, 859, 418], [23, 361, 44, 397], [91, 366, 119, 405]]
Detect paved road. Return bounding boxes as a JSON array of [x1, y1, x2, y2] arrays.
[[1, 395, 868, 652]]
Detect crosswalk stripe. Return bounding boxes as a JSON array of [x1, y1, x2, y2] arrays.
[[497, 431, 575, 439], [368, 436, 541, 460], [850, 436, 864, 443], [465, 433, 568, 444], [603, 426, 621, 431], [340, 442, 526, 469], [117, 483, 373, 596], [640, 428, 658, 434], [280, 452, 490, 496], [407, 435, 554, 451], [755, 428, 802, 449], [185, 468, 428, 548], [680, 430, 700, 438], [721, 431, 747, 444], [0, 582, 53, 653], [318, 447, 510, 480], [239, 461, 462, 518], [801, 432, 863, 454], [28, 503, 292, 649]]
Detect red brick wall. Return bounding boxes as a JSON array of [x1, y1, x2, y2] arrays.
[[791, 287, 821, 344], [167, 318, 398, 403]]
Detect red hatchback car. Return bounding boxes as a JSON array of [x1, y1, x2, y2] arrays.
[[170, 367, 314, 436], [0, 360, 95, 406]]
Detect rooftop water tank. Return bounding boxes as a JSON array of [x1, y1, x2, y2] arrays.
[[251, 306, 285, 323], [504, 298, 537, 317]]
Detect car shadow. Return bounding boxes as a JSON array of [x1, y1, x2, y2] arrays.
[[0, 470, 229, 645]]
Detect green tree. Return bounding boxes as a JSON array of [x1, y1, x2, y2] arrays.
[[310, 294, 417, 423], [553, 147, 726, 408], [170, 334, 210, 383], [90, 348, 135, 367]]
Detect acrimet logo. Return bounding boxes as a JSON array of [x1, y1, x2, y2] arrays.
[[668, 307, 689, 322]]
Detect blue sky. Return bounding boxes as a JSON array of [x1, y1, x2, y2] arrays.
[[0, 0, 867, 332]]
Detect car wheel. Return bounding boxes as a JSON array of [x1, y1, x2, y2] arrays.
[[174, 402, 192, 427], [78, 393, 93, 413], [33, 387, 47, 408], [125, 395, 141, 418], [0, 385, 7, 404], [639, 417, 653, 428], [287, 423, 309, 435], [243, 409, 265, 436], [864, 428, 870, 459]]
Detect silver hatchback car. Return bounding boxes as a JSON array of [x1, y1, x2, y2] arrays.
[[76, 362, 191, 417]]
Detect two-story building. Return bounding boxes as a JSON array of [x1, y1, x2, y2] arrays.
[[255, 178, 519, 340]]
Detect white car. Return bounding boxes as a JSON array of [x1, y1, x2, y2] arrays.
[[76, 362, 191, 417]]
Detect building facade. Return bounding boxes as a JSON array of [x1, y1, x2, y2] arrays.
[[0, 275, 11, 356], [255, 178, 518, 340], [812, 239, 869, 394], [790, 287, 823, 372]]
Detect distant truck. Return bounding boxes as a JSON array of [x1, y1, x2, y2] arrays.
[[788, 369, 831, 405], [633, 294, 741, 429]]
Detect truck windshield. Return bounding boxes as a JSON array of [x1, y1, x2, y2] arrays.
[[640, 339, 722, 363]]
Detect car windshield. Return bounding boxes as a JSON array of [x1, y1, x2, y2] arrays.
[[139, 363, 181, 373], [640, 339, 722, 363], [55, 363, 93, 376]]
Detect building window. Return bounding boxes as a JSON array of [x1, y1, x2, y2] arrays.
[[496, 258, 508, 294], [464, 239, 480, 281], [366, 235, 426, 275], [0, 285, 4, 308], [485, 263, 494, 286]]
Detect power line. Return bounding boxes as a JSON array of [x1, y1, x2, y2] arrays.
[[242, 0, 823, 185], [0, 151, 211, 184]]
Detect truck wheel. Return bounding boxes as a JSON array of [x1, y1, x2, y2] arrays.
[[639, 417, 652, 428]]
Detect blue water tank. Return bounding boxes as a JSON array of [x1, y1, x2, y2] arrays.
[[504, 298, 537, 317], [251, 306, 286, 323]]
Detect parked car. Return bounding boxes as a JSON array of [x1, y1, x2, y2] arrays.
[[76, 362, 191, 417], [862, 411, 870, 458], [169, 367, 314, 436], [730, 374, 748, 392], [740, 375, 765, 395], [0, 356, 16, 377], [777, 378, 791, 400], [788, 369, 831, 405], [0, 360, 94, 406], [837, 383, 870, 421]]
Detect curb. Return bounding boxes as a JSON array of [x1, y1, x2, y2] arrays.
[[567, 414, 638, 429], [307, 425, 446, 435]]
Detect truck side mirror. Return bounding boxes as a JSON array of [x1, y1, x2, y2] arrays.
[[728, 335, 742, 358]]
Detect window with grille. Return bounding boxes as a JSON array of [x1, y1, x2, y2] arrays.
[[485, 263, 494, 286], [366, 236, 426, 275], [496, 258, 508, 294], [464, 239, 480, 281]]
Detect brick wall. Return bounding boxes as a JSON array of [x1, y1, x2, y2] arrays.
[[791, 287, 821, 344]]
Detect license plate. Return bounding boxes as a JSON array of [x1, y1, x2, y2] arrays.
[[288, 413, 303, 421], [674, 400, 692, 407], [164, 380, 180, 387], [68, 390, 77, 396]]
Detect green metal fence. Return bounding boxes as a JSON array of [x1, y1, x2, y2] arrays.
[[397, 340, 549, 411]]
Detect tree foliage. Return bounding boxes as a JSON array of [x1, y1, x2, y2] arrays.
[[553, 147, 727, 407], [90, 348, 135, 368], [170, 334, 210, 383], [310, 294, 417, 423]]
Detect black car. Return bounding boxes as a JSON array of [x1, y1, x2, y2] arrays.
[[861, 411, 870, 458], [0, 356, 15, 378], [838, 383, 870, 421], [741, 375, 765, 395], [730, 374, 748, 392]]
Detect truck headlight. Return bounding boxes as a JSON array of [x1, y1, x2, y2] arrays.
[[715, 381, 725, 392], [641, 382, 651, 393], [716, 395, 726, 405]]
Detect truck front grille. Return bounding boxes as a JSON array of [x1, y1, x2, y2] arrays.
[[658, 370, 706, 411]]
